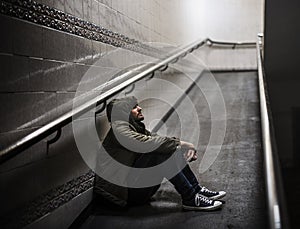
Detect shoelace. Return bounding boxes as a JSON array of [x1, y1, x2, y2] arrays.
[[195, 193, 213, 206], [201, 186, 217, 195]]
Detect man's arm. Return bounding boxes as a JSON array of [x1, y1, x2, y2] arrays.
[[147, 128, 198, 161], [112, 121, 180, 154]]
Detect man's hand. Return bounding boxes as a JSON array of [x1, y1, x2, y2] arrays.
[[185, 148, 197, 162], [180, 141, 197, 162]]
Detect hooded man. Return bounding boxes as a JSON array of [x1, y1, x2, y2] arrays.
[[94, 96, 226, 210]]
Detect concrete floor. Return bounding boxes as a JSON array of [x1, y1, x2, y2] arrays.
[[73, 71, 267, 229]]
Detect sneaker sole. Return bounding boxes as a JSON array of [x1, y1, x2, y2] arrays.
[[182, 202, 222, 211], [208, 191, 226, 200]]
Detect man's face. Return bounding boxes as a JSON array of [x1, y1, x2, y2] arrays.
[[131, 104, 144, 121]]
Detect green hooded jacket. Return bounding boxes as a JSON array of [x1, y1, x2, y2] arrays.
[[93, 96, 180, 206]]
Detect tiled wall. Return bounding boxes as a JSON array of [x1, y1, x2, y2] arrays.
[[0, 0, 191, 227]]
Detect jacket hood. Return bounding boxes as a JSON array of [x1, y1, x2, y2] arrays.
[[106, 96, 138, 123]]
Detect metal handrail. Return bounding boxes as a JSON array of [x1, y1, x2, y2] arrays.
[[256, 34, 286, 229], [0, 38, 256, 164], [206, 38, 256, 47]]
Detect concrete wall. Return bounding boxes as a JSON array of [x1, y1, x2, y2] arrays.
[[264, 0, 300, 167], [264, 2, 300, 227], [177, 0, 264, 43], [0, 0, 263, 227]]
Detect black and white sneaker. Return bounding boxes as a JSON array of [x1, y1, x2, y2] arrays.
[[182, 193, 222, 211], [198, 186, 226, 200]]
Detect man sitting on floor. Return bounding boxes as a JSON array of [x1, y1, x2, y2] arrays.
[[94, 96, 226, 210]]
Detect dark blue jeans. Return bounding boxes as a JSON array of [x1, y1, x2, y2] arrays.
[[127, 151, 199, 205]]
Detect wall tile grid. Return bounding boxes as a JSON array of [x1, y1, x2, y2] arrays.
[[0, 0, 178, 227], [0, 0, 163, 149]]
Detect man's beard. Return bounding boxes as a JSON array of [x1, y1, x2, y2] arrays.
[[137, 114, 144, 121], [129, 114, 146, 134]]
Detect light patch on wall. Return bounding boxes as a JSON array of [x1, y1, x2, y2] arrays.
[[178, 0, 263, 43]]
